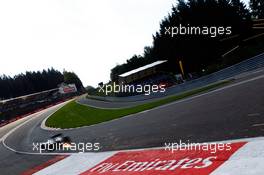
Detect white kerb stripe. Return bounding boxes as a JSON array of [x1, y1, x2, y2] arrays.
[[211, 140, 264, 175], [33, 152, 116, 175], [32, 138, 264, 175]]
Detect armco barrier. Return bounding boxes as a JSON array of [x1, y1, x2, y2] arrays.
[[89, 52, 264, 102]]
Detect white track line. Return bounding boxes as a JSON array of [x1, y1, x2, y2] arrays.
[[1, 102, 70, 155]]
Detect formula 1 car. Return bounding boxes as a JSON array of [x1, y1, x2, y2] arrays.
[[40, 133, 71, 151]]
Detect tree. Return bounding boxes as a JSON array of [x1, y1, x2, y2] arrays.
[[152, 0, 252, 73], [0, 68, 76, 100], [232, 0, 251, 19], [110, 0, 252, 80], [250, 0, 264, 19], [63, 71, 84, 91]]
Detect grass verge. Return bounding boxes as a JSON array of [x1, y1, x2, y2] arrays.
[[46, 81, 230, 129]]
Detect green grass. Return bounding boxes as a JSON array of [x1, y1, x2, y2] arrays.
[[46, 81, 230, 129]]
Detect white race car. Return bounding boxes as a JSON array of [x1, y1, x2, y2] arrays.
[[40, 133, 71, 151]]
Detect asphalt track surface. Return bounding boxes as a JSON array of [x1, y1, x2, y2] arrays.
[[1, 69, 264, 174], [0, 106, 65, 175]]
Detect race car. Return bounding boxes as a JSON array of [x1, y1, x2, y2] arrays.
[[40, 133, 71, 151]]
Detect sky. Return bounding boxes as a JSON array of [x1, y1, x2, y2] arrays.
[[0, 0, 250, 87]]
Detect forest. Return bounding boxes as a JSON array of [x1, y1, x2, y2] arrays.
[[110, 0, 264, 82], [0, 69, 84, 100]]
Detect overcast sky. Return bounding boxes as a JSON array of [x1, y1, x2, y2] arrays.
[[0, 0, 250, 87]]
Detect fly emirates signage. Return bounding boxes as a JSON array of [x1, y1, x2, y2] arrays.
[[81, 142, 246, 175]]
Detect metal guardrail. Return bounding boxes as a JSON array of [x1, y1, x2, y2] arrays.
[[90, 52, 264, 102]]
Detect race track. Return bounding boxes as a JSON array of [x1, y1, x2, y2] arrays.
[[1, 69, 264, 174]]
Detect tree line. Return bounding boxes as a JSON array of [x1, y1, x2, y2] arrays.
[[0, 68, 84, 100], [111, 0, 264, 82], [250, 0, 264, 18]]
